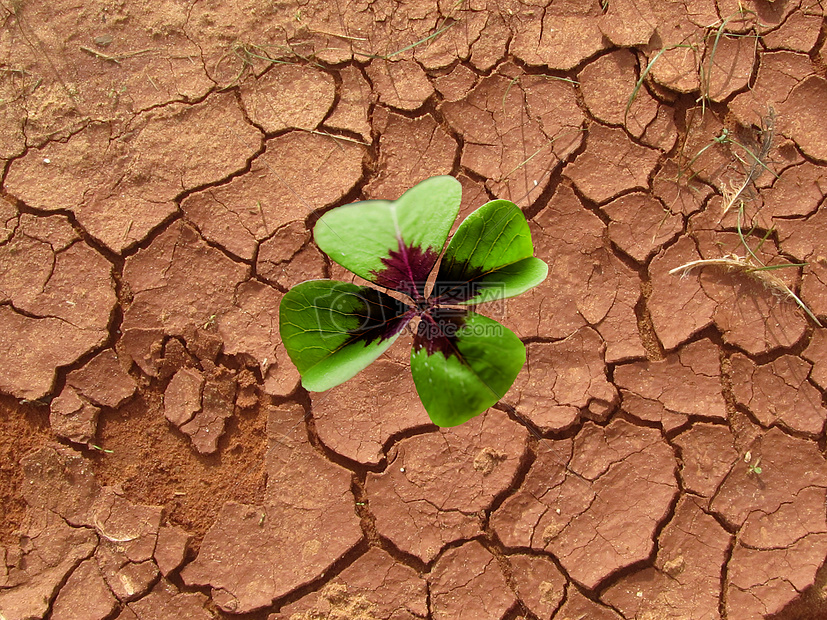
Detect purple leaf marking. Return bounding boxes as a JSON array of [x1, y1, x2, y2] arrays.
[[413, 306, 469, 359], [371, 238, 439, 300], [348, 287, 415, 345]]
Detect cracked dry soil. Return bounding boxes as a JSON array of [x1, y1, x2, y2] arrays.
[[2, 1, 827, 619]]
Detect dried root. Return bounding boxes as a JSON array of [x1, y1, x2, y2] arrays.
[[669, 253, 823, 327]]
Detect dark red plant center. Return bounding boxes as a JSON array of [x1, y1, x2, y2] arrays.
[[350, 237, 470, 358]]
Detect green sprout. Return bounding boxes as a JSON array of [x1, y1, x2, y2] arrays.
[[745, 451, 762, 476]]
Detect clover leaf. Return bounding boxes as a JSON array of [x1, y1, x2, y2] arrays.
[[278, 176, 548, 427]]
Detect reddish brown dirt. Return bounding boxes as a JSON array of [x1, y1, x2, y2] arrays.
[[2, 1, 827, 619]]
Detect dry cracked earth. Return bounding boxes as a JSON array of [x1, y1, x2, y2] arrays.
[[2, 1, 827, 619]]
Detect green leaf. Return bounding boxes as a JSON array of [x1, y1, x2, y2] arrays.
[[279, 280, 412, 392], [313, 176, 462, 298], [410, 312, 525, 426], [433, 199, 547, 304]]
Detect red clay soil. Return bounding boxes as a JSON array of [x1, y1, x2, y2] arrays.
[[3, 1, 827, 619]]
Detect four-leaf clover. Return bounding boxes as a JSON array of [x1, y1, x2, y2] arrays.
[[278, 176, 548, 426]]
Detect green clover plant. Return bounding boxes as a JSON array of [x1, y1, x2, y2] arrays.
[[278, 176, 548, 426]]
